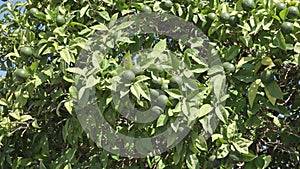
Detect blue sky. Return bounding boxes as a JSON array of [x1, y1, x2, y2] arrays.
[[0, 0, 25, 77]]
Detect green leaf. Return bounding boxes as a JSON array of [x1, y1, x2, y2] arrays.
[[165, 89, 182, 99], [217, 144, 230, 159], [156, 114, 167, 127], [261, 57, 273, 66], [108, 13, 118, 28], [186, 154, 199, 169], [134, 75, 150, 83], [225, 45, 240, 61], [86, 76, 98, 88], [248, 79, 261, 108], [130, 83, 140, 99], [0, 99, 7, 106], [272, 31, 286, 50], [114, 21, 134, 31], [137, 83, 150, 101], [226, 121, 237, 139], [265, 81, 283, 100], [98, 10, 110, 21], [20, 115, 33, 122], [262, 155, 272, 169], [197, 104, 212, 118], [90, 24, 108, 31], [80, 5, 89, 17], [60, 48, 73, 64], [153, 39, 166, 53], [232, 138, 252, 154], [64, 101, 73, 115], [294, 42, 300, 54], [123, 51, 133, 70]]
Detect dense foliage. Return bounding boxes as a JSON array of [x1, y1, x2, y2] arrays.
[[0, 0, 299, 168]]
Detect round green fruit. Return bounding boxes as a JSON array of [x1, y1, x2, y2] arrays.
[[223, 62, 235, 73], [151, 106, 163, 114], [29, 8, 38, 16], [122, 70, 135, 82], [275, 3, 286, 14], [170, 76, 182, 88], [132, 65, 144, 75], [242, 0, 256, 11], [219, 13, 230, 23], [261, 70, 273, 84], [14, 69, 29, 81], [229, 16, 239, 26], [161, 83, 169, 90], [287, 6, 299, 19], [141, 5, 152, 13], [56, 15, 66, 26], [281, 22, 294, 34], [207, 13, 217, 22], [157, 95, 169, 106], [150, 89, 160, 98], [20, 46, 33, 57], [152, 77, 163, 86], [162, 0, 173, 10]]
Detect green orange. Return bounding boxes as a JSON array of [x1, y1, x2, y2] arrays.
[[207, 13, 217, 22], [162, 0, 173, 10], [141, 5, 152, 13], [242, 0, 256, 11], [29, 8, 39, 16], [287, 6, 299, 19], [56, 15, 66, 26], [20, 46, 33, 57], [157, 95, 169, 106], [14, 69, 29, 81], [223, 62, 235, 73], [229, 16, 239, 26], [122, 70, 135, 82], [275, 3, 286, 14], [281, 22, 294, 34], [219, 13, 230, 23]]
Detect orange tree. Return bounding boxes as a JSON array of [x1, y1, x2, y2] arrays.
[[0, 0, 299, 168]]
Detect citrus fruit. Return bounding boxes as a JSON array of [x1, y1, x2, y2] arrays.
[[275, 3, 286, 14], [223, 62, 235, 73], [20, 46, 33, 57], [161, 83, 169, 90], [141, 5, 152, 13], [169, 76, 182, 88], [151, 106, 163, 114], [261, 70, 273, 84], [229, 16, 239, 26], [207, 13, 217, 22], [152, 77, 163, 86], [242, 0, 256, 11], [122, 70, 135, 82], [157, 95, 169, 106], [162, 0, 173, 10], [132, 65, 144, 75], [56, 15, 66, 26], [281, 22, 294, 34], [150, 89, 160, 98], [29, 8, 39, 16], [287, 6, 299, 19], [14, 69, 29, 81], [219, 13, 230, 23]]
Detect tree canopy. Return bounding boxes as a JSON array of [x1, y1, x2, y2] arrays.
[[0, 0, 299, 168]]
